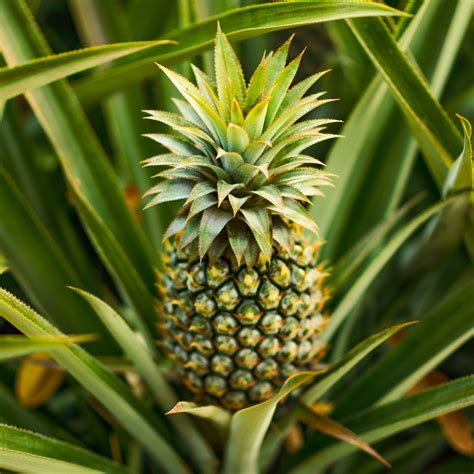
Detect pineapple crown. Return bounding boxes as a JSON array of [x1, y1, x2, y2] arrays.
[[144, 26, 338, 267]]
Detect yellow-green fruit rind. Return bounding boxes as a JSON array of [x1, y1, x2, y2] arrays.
[[157, 234, 329, 411]]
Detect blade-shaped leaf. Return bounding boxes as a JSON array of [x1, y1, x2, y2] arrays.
[[145, 180, 194, 207], [167, 401, 232, 434], [0, 335, 92, 361], [163, 215, 187, 241], [157, 64, 227, 144], [294, 376, 474, 473], [272, 217, 292, 253], [347, 16, 463, 185], [330, 194, 425, 290], [265, 34, 293, 94], [442, 116, 472, 194], [215, 24, 246, 112], [189, 194, 218, 219], [144, 132, 198, 155], [0, 164, 115, 348], [253, 185, 284, 211], [419, 116, 473, 260], [240, 207, 272, 259], [186, 181, 215, 204], [265, 51, 303, 126], [0, 40, 174, 103], [199, 208, 232, 258], [74, 1, 406, 104], [228, 220, 251, 265], [228, 194, 249, 216], [245, 58, 267, 111], [315, 0, 469, 261], [69, 1, 166, 251], [219, 151, 245, 174], [180, 216, 201, 249], [243, 99, 269, 140], [279, 70, 330, 114], [297, 406, 390, 468], [223, 371, 324, 474], [227, 124, 250, 154], [271, 200, 319, 234], [70, 186, 157, 342], [0, 424, 127, 474]]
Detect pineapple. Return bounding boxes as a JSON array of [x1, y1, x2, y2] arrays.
[[145, 28, 336, 410]]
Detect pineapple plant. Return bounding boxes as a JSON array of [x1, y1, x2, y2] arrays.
[[0, 1, 473, 473], [145, 28, 336, 409]]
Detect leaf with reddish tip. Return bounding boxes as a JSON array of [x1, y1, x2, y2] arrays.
[[298, 405, 391, 468]]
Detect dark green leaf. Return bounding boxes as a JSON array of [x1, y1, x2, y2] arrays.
[[199, 208, 232, 258]]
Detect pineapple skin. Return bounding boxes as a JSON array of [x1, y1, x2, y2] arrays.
[[157, 233, 329, 411]]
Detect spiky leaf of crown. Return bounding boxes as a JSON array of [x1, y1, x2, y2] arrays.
[[144, 26, 338, 266]]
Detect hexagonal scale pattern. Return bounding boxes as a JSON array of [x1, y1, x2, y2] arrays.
[[157, 234, 329, 410]]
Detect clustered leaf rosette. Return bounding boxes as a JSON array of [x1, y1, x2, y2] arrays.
[[144, 27, 338, 265]]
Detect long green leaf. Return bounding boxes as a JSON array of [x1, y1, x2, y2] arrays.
[[0, 1, 157, 315], [0, 288, 190, 474], [74, 1, 406, 104], [333, 277, 474, 418], [293, 376, 474, 473], [0, 424, 127, 474], [0, 101, 95, 287], [0, 39, 174, 103], [316, 0, 456, 260], [69, 0, 166, 250], [75, 288, 218, 474], [223, 371, 324, 474], [0, 163, 114, 347], [0, 335, 92, 360], [297, 407, 390, 469], [347, 16, 463, 186], [70, 186, 156, 336]]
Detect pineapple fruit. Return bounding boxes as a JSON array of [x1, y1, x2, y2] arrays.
[[145, 28, 336, 410]]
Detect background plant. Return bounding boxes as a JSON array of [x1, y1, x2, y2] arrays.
[[0, 1, 472, 473]]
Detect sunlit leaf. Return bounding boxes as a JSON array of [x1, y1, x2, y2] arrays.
[[0, 40, 175, 103], [74, 1, 406, 104]]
